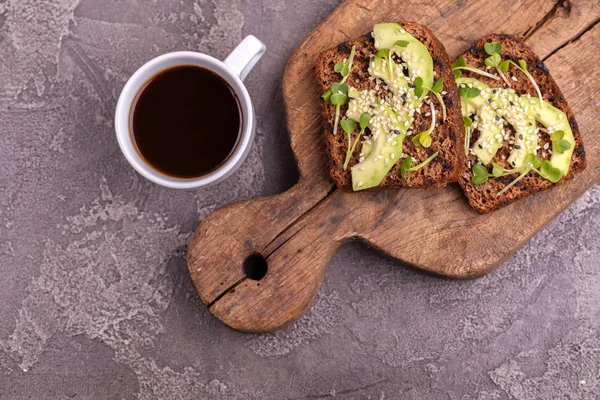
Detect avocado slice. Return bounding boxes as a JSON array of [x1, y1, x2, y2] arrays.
[[372, 23, 434, 93], [350, 105, 407, 190], [348, 23, 434, 190], [457, 78, 504, 165], [535, 100, 574, 175], [505, 94, 538, 170]]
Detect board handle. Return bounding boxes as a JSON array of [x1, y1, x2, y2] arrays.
[[187, 182, 342, 332]]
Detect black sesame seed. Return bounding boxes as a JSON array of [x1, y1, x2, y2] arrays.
[[495, 115, 500, 121], [478, 144, 483, 149], [369, 104, 376, 109], [514, 145, 521, 149], [488, 99, 493, 103], [492, 89, 497, 94], [519, 134, 523, 140]]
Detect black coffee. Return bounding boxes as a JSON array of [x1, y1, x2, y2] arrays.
[[131, 65, 242, 179]]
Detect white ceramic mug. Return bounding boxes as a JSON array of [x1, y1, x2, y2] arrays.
[[115, 36, 266, 189]]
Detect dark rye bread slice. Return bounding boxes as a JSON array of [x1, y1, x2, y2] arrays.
[[315, 21, 464, 190], [457, 34, 586, 213]]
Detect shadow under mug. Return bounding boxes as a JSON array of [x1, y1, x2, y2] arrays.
[[114, 36, 266, 189]]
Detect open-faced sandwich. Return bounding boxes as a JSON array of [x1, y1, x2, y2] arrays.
[[316, 22, 464, 191], [454, 34, 586, 213]]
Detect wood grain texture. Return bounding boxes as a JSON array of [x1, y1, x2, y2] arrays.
[[187, 0, 600, 332]]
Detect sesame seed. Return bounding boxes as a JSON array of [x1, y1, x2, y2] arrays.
[[511, 76, 517, 82], [357, 181, 363, 187]]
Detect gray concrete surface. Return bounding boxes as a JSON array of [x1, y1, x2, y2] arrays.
[[0, 0, 598, 399]]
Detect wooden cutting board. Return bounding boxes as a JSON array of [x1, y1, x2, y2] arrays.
[[187, 0, 600, 332]]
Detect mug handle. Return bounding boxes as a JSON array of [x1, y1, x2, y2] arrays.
[[224, 35, 266, 81]]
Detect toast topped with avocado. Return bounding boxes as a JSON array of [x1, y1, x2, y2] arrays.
[[315, 22, 464, 191], [454, 34, 586, 213]]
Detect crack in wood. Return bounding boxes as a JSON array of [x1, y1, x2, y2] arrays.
[[543, 16, 600, 61], [261, 185, 337, 255], [207, 186, 337, 308], [206, 276, 247, 309], [523, 0, 572, 39]]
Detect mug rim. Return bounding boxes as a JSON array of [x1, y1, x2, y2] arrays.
[[115, 51, 255, 189]]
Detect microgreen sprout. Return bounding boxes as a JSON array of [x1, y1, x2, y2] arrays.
[[400, 152, 439, 180], [458, 84, 481, 99], [374, 41, 408, 87], [495, 153, 563, 196], [451, 55, 500, 81], [322, 46, 356, 136], [472, 163, 490, 184], [507, 59, 543, 103], [414, 77, 446, 121], [463, 115, 473, 156], [549, 130, 571, 154], [343, 112, 371, 170], [340, 117, 356, 169], [484, 42, 512, 87], [337, 45, 356, 84], [412, 102, 436, 148]]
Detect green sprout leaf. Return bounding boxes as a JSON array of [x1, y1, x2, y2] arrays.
[[524, 153, 536, 166], [376, 48, 390, 59], [334, 62, 349, 77], [548, 131, 570, 154], [472, 163, 490, 185], [451, 56, 467, 78], [484, 42, 502, 56], [454, 55, 467, 68], [394, 40, 409, 47], [330, 93, 348, 106], [331, 82, 349, 95], [499, 60, 510, 72], [518, 59, 527, 70], [485, 53, 501, 68], [359, 112, 371, 130], [431, 78, 443, 93], [322, 89, 332, 102], [556, 139, 571, 154], [413, 76, 424, 98], [462, 115, 473, 127], [550, 130, 564, 142], [459, 86, 481, 98], [538, 161, 563, 183], [400, 157, 412, 180], [420, 133, 432, 148], [412, 131, 432, 148], [340, 118, 355, 134], [492, 163, 504, 177]]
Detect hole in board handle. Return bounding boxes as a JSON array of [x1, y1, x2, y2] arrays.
[[243, 253, 268, 281]]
